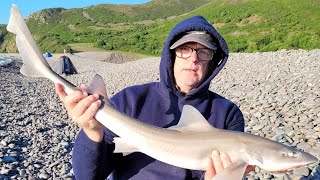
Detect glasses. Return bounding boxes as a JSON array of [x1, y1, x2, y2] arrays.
[[175, 46, 214, 61]]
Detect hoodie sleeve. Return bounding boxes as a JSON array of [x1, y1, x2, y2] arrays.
[[72, 129, 115, 180], [209, 93, 245, 132], [226, 103, 245, 132]]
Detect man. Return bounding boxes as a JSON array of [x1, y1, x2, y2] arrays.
[[56, 15, 251, 179]]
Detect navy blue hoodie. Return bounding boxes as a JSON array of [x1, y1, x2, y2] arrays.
[[72, 15, 244, 180]]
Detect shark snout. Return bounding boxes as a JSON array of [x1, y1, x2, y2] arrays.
[[260, 148, 318, 172], [301, 152, 318, 165], [284, 151, 319, 171]]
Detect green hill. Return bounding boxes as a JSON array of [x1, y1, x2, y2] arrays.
[[1, 0, 319, 55]]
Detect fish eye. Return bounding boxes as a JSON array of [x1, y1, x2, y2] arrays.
[[287, 151, 299, 158], [281, 151, 299, 158]]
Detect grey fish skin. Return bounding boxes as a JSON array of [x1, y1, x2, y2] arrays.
[[7, 4, 318, 180]]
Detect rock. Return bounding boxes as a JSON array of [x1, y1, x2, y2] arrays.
[[2, 156, 17, 163], [38, 173, 50, 179], [1, 140, 8, 146], [252, 123, 265, 131], [297, 142, 312, 150], [8, 143, 15, 148], [293, 166, 310, 176], [0, 167, 10, 175]]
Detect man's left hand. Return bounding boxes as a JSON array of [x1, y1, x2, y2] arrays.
[[204, 150, 255, 180]]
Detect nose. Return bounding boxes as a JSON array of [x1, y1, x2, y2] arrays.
[[188, 50, 199, 62]]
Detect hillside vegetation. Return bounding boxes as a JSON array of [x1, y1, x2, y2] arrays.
[[0, 0, 319, 55]]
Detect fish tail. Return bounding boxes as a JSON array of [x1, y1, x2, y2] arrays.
[[6, 4, 52, 77]]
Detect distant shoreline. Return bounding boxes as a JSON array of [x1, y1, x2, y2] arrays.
[[0, 51, 151, 64]]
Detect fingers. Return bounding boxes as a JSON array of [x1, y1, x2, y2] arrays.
[[55, 83, 100, 125], [55, 83, 104, 142], [204, 157, 216, 180], [71, 94, 99, 117], [204, 150, 233, 180], [79, 84, 87, 91], [211, 150, 231, 173], [220, 152, 232, 168], [55, 83, 87, 107], [55, 83, 67, 101], [76, 98, 102, 128], [64, 90, 88, 111]]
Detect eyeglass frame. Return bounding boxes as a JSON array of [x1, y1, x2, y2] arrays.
[[174, 45, 215, 61]]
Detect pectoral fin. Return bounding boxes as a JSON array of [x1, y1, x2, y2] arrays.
[[113, 137, 139, 156], [213, 161, 248, 180]]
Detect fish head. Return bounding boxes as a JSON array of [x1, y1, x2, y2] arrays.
[[255, 143, 318, 172]]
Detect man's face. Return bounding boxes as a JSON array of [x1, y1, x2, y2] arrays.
[[173, 42, 211, 93]]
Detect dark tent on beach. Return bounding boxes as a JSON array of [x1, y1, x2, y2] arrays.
[[51, 55, 78, 75]]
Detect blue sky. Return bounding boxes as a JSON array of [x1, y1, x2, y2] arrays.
[[0, 0, 150, 24]]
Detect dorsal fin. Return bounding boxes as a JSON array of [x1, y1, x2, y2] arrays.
[[169, 105, 218, 132], [87, 74, 110, 104]]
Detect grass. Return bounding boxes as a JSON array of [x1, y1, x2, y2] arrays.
[[69, 43, 104, 52]]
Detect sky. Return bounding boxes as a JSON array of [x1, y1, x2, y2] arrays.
[[0, 0, 150, 24]]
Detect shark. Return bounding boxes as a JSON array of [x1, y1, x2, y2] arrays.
[[6, 4, 318, 180]]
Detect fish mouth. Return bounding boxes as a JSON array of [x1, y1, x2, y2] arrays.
[[274, 167, 297, 173], [273, 162, 317, 173]]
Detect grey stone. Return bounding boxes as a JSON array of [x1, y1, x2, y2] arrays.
[[297, 142, 312, 150], [0, 140, 8, 146], [0, 167, 10, 175], [293, 166, 310, 176], [38, 173, 50, 179], [252, 124, 265, 131], [8, 143, 15, 148], [2, 156, 17, 163]]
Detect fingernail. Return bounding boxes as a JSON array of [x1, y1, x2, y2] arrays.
[[220, 152, 227, 158], [212, 150, 219, 156], [94, 94, 99, 99], [83, 91, 88, 96]]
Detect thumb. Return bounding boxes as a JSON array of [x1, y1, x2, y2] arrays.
[[55, 83, 67, 100]]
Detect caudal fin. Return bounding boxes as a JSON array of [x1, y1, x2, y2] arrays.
[[6, 4, 51, 77]]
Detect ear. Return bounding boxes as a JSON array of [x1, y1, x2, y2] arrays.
[[214, 48, 224, 68]]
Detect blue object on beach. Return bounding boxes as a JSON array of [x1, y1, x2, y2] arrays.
[[0, 57, 11, 62], [0, 57, 13, 66], [45, 52, 52, 58], [0, 57, 8, 61]]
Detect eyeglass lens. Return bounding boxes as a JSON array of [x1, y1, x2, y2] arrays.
[[175, 46, 213, 61]]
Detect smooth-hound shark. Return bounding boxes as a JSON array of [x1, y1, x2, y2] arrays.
[[7, 4, 318, 180]]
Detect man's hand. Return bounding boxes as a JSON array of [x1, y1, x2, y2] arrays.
[[204, 150, 255, 180], [55, 83, 103, 142], [204, 150, 232, 179]]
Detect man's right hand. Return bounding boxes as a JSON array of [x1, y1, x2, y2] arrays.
[[55, 83, 104, 142]]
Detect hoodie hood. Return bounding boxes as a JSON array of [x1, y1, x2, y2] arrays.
[[159, 15, 229, 99]]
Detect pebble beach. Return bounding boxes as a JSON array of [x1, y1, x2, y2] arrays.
[[0, 50, 319, 179]]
